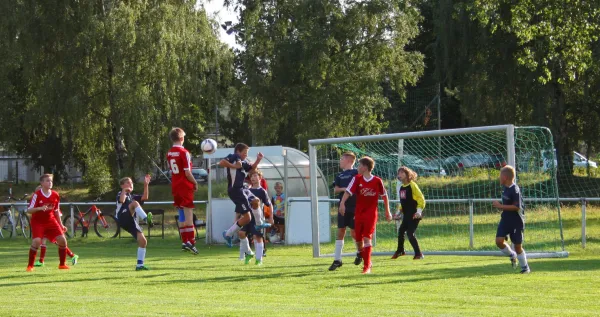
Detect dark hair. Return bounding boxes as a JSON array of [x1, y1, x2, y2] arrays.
[[169, 127, 186, 142], [234, 143, 249, 153], [40, 174, 53, 182], [358, 157, 375, 172], [397, 166, 418, 182]]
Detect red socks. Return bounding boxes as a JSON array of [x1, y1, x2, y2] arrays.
[[59, 246, 67, 266], [28, 246, 38, 267], [66, 247, 74, 258], [362, 246, 372, 269], [180, 226, 195, 245], [39, 244, 47, 263]]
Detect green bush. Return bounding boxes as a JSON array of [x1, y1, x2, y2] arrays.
[[83, 158, 113, 198]]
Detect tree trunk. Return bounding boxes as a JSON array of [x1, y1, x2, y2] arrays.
[[552, 81, 572, 177]]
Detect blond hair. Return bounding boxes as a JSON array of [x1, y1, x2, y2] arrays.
[[119, 177, 133, 185], [398, 166, 418, 182], [40, 174, 53, 182], [342, 152, 357, 162], [501, 165, 516, 183], [169, 127, 186, 142]]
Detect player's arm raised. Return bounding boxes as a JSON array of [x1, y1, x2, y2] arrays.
[[119, 188, 128, 204], [249, 152, 264, 171], [218, 158, 242, 169], [141, 174, 150, 201]]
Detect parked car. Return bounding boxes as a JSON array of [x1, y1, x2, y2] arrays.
[[153, 167, 209, 184], [573, 152, 597, 169], [399, 154, 447, 177], [441, 155, 479, 176]]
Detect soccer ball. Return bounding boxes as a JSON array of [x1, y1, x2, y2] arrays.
[[201, 138, 217, 154]]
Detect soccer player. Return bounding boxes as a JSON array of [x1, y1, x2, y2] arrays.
[[271, 182, 285, 243], [339, 157, 392, 274], [392, 166, 426, 260], [219, 143, 264, 247], [115, 175, 153, 270], [240, 170, 273, 265], [26, 174, 70, 271], [31, 185, 79, 267], [493, 165, 530, 274], [329, 152, 360, 271], [167, 127, 199, 254]]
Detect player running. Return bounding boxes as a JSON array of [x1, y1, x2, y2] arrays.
[[339, 157, 392, 274], [493, 165, 530, 274], [167, 127, 199, 254]]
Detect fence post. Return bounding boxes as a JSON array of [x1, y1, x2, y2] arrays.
[[70, 204, 74, 237], [469, 200, 474, 249], [581, 198, 586, 249]]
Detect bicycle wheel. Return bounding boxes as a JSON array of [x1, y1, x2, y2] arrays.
[[19, 213, 31, 239], [0, 213, 13, 238], [62, 215, 84, 238], [94, 214, 119, 238]]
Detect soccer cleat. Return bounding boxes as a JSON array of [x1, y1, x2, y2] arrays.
[[520, 266, 531, 274], [413, 253, 425, 260], [263, 248, 267, 258], [361, 265, 372, 274], [71, 254, 79, 266], [222, 231, 233, 248], [26, 266, 34, 272], [510, 255, 518, 269], [328, 260, 343, 271], [255, 223, 272, 230], [136, 265, 150, 271], [244, 253, 254, 265], [183, 242, 198, 255], [255, 259, 263, 266], [34, 261, 45, 267], [146, 212, 154, 228], [181, 244, 189, 252], [391, 251, 406, 259], [58, 265, 70, 270], [354, 252, 363, 266]]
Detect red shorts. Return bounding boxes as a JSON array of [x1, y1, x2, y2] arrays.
[[32, 221, 64, 241], [173, 188, 195, 209], [354, 215, 377, 241]]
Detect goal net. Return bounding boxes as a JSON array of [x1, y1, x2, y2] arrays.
[[308, 125, 567, 258]]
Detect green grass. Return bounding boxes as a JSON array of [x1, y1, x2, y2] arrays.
[[1, 206, 599, 316]]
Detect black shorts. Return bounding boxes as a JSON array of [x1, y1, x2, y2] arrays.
[[274, 217, 285, 225], [240, 217, 263, 238], [337, 209, 355, 229], [228, 188, 254, 214], [496, 218, 523, 244], [116, 210, 142, 239]]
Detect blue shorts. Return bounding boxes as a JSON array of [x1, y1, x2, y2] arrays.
[[240, 217, 263, 238], [496, 218, 523, 244], [116, 210, 142, 239], [228, 188, 255, 214], [337, 208, 355, 229]]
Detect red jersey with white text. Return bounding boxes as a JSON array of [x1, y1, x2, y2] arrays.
[[28, 189, 61, 225], [346, 175, 387, 218], [167, 145, 194, 192]]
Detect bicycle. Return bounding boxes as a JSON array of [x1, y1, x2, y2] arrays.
[[0, 187, 31, 239], [62, 203, 119, 238]]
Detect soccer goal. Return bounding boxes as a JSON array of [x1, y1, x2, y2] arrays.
[[308, 125, 568, 259]]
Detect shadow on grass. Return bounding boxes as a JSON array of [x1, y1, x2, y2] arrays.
[[0, 276, 121, 288]]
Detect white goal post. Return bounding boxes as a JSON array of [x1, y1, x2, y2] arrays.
[[308, 125, 568, 259]]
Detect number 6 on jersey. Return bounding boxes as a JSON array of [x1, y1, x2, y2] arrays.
[[170, 159, 179, 174]]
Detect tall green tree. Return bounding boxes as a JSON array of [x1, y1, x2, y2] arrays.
[[223, 0, 424, 148]]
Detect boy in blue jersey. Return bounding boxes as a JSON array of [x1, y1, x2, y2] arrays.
[[115, 175, 153, 270], [329, 152, 361, 271], [219, 143, 265, 247], [239, 170, 273, 265], [493, 165, 530, 274]]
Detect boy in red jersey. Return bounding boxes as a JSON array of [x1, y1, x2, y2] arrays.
[[26, 174, 70, 271], [339, 157, 391, 274], [167, 127, 199, 254]]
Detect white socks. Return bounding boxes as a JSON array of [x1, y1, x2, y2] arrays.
[[226, 222, 242, 237], [135, 206, 147, 220], [137, 247, 146, 267], [252, 208, 264, 226], [334, 240, 344, 261], [501, 245, 516, 258], [239, 237, 252, 259], [517, 250, 528, 268], [255, 241, 264, 261]]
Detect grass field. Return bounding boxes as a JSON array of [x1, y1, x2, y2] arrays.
[[1, 206, 599, 316]]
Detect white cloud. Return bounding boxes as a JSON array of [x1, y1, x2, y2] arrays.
[[198, 0, 240, 49]]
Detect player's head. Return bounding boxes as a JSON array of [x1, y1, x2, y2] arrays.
[[500, 165, 516, 185], [39, 174, 53, 189], [120, 177, 134, 192], [357, 156, 375, 175], [340, 152, 356, 170], [249, 169, 262, 186], [234, 143, 249, 160], [274, 181, 283, 194], [397, 166, 418, 183], [169, 127, 186, 144]]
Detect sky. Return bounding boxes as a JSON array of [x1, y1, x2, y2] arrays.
[[199, 0, 239, 49]]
